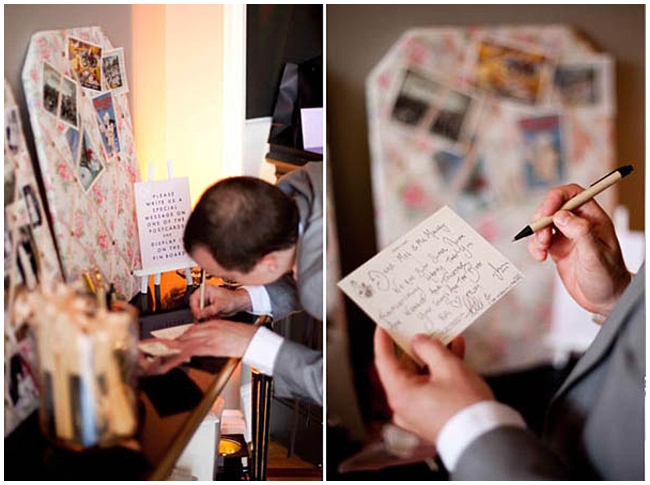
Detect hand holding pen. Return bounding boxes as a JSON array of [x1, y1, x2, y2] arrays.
[[513, 165, 633, 241], [523, 171, 633, 317]]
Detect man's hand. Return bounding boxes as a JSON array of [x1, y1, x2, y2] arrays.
[[189, 284, 252, 320], [138, 319, 259, 375], [137, 338, 187, 376], [528, 184, 631, 317], [374, 327, 494, 445], [175, 319, 258, 357]]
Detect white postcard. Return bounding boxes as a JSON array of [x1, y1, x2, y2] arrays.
[[102, 47, 129, 95], [338, 205, 523, 361], [150, 323, 194, 340]]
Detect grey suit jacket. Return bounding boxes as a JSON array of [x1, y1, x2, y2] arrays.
[[263, 163, 324, 405], [273, 338, 323, 406], [265, 162, 323, 321], [454, 263, 645, 480]]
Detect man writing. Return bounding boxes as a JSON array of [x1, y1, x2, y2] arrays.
[[375, 184, 644, 479], [150, 163, 323, 405]]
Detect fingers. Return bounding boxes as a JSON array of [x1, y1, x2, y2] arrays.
[[137, 352, 189, 376], [154, 352, 192, 375], [176, 322, 217, 342], [374, 327, 407, 389], [534, 184, 584, 218], [448, 335, 465, 360], [552, 210, 593, 241], [528, 223, 552, 261], [189, 289, 200, 317], [137, 354, 162, 376], [398, 351, 420, 374], [527, 186, 578, 261], [189, 288, 215, 319], [138, 337, 183, 354], [411, 334, 458, 375], [528, 183, 613, 261], [190, 298, 221, 321]]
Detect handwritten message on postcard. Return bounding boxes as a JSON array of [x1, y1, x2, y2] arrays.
[[338, 206, 523, 360]]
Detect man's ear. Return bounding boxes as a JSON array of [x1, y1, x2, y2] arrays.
[[259, 253, 278, 273]]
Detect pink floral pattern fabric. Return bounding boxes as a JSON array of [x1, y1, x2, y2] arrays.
[[366, 26, 615, 373], [22, 27, 140, 299], [4, 81, 63, 435]]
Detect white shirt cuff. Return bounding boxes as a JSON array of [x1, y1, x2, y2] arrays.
[[437, 401, 526, 472], [242, 326, 284, 376], [241, 285, 272, 315]]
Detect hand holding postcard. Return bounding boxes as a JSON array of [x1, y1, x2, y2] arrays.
[[338, 206, 523, 361]]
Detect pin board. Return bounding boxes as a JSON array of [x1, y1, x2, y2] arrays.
[[4, 80, 63, 436], [22, 26, 141, 300], [366, 25, 615, 373]]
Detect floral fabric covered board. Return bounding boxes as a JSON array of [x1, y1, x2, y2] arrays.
[[22, 26, 140, 299], [366, 25, 615, 373], [4, 80, 63, 435]]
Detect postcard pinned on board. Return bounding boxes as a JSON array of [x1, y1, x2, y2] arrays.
[[102, 47, 129, 95], [338, 206, 524, 362]]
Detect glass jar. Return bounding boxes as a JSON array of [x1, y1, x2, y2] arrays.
[[29, 289, 139, 450]]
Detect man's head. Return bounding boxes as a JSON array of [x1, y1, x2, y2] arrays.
[[183, 176, 299, 285]]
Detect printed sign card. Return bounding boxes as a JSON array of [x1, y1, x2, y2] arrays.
[[339, 206, 523, 360], [134, 177, 195, 272]]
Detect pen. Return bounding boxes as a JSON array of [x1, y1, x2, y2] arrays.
[[199, 269, 206, 311], [513, 164, 634, 242]]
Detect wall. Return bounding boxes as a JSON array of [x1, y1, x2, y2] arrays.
[[328, 4, 644, 279], [246, 5, 323, 119], [132, 5, 228, 204], [5, 5, 237, 206], [244, 117, 277, 183], [131, 5, 167, 182], [327, 4, 645, 420], [5, 4, 243, 409], [244, 5, 324, 185], [4, 4, 133, 173], [165, 3, 224, 198]]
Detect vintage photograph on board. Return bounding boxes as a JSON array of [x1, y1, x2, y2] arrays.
[[67, 35, 103, 91]]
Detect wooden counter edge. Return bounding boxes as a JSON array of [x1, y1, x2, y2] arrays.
[[148, 315, 271, 480], [148, 356, 240, 481]]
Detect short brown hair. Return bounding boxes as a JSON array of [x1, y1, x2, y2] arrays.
[[183, 176, 299, 273]]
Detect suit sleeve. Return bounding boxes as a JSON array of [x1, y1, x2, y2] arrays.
[[452, 427, 570, 480], [272, 339, 323, 406], [264, 272, 301, 321], [453, 265, 645, 481]]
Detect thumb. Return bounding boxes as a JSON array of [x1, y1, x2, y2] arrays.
[[199, 302, 221, 320], [552, 210, 593, 242], [374, 327, 404, 386], [157, 352, 192, 375], [448, 335, 465, 360], [410, 334, 456, 374]]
